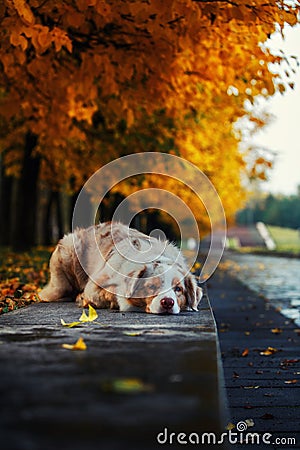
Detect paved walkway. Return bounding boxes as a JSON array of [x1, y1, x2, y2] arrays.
[[1, 262, 299, 449], [208, 266, 300, 449], [0, 296, 225, 450]]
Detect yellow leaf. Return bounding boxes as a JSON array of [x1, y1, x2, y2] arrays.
[[123, 331, 143, 336], [103, 378, 153, 394], [79, 309, 89, 322], [60, 318, 82, 328], [62, 336, 87, 351], [88, 304, 98, 321], [79, 304, 98, 322]]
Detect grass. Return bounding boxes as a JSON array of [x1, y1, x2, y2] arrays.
[[226, 225, 300, 256], [267, 225, 300, 254]]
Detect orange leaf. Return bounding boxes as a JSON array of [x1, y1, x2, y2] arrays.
[[284, 379, 298, 384], [260, 347, 278, 356], [271, 328, 282, 334], [12, 0, 35, 25]]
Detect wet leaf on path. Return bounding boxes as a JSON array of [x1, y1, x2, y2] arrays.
[[271, 328, 282, 334], [102, 378, 153, 394], [260, 346, 278, 356], [61, 319, 82, 328], [245, 419, 255, 428], [80, 304, 98, 322], [62, 336, 87, 351], [61, 304, 98, 327], [284, 379, 298, 384], [260, 413, 274, 420]]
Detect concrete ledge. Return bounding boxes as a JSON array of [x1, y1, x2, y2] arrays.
[[0, 294, 226, 449]]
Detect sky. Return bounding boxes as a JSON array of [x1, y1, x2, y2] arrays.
[[244, 24, 300, 196]]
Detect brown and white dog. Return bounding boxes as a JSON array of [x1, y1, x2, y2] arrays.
[[39, 222, 203, 314]]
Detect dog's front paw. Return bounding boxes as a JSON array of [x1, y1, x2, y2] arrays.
[[76, 293, 90, 308], [75, 293, 102, 308]]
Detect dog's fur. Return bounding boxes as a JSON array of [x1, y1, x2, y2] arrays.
[[39, 222, 203, 314]]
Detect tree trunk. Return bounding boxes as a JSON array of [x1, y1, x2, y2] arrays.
[[0, 158, 14, 245], [12, 132, 40, 251]]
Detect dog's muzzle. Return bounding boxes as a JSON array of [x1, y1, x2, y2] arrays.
[[160, 297, 174, 311]]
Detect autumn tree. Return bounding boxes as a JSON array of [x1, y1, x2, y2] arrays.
[[0, 0, 299, 248]]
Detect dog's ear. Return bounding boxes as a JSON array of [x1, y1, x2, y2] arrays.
[[184, 275, 203, 311], [124, 266, 147, 298], [92, 263, 146, 298]]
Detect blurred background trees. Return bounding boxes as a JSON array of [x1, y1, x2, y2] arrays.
[[237, 186, 300, 229], [0, 0, 299, 249]]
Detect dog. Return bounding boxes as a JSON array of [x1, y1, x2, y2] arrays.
[[39, 222, 203, 314]]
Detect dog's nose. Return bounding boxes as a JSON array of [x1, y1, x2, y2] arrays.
[[160, 297, 174, 310]]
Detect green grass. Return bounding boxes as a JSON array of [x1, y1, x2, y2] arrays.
[[267, 225, 300, 254]]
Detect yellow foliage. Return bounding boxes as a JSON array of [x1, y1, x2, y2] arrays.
[[0, 0, 299, 229]]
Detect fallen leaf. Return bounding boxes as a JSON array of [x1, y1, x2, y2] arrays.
[[242, 348, 249, 357], [123, 331, 144, 336], [271, 328, 282, 334], [226, 422, 235, 431], [284, 379, 298, 384], [244, 331, 250, 336], [61, 304, 98, 327], [260, 413, 274, 420], [102, 378, 153, 394], [80, 304, 98, 322], [79, 309, 89, 322], [243, 385, 260, 389], [280, 359, 299, 366], [62, 336, 87, 351], [245, 419, 255, 427], [61, 318, 82, 328], [260, 346, 278, 356]]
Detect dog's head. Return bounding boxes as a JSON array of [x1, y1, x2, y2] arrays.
[[96, 231, 203, 314], [125, 264, 203, 314]]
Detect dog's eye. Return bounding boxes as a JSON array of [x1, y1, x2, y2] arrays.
[[174, 286, 182, 293], [148, 284, 158, 291]]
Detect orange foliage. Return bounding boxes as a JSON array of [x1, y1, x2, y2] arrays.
[[0, 0, 299, 226]]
